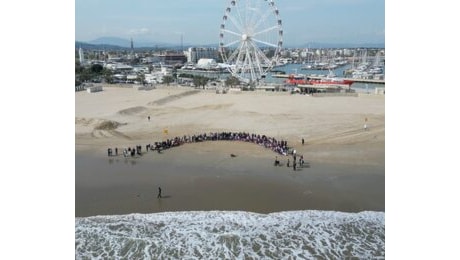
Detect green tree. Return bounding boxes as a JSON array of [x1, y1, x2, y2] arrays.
[[225, 76, 240, 87], [90, 64, 104, 74], [193, 76, 209, 89], [103, 68, 114, 84], [162, 75, 174, 85], [136, 73, 146, 85], [79, 67, 93, 82], [75, 61, 83, 74]]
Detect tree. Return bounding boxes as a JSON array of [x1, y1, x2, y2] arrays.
[[162, 75, 174, 85], [136, 73, 145, 85], [225, 76, 240, 87], [90, 64, 104, 74], [193, 76, 209, 89], [103, 68, 114, 84], [79, 67, 93, 82], [75, 61, 83, 74]]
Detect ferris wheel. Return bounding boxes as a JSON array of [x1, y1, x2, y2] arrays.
[[219, 0, 283, 85]]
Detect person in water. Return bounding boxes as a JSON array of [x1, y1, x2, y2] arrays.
[[157, 187, 162, 198]]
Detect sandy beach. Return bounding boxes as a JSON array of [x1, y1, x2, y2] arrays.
[[75, 84, 385, 217]]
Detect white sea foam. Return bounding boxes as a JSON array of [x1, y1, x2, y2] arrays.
[[75, 210, 385, 259]]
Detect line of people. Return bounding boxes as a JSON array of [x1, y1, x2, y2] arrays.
[[147, 132, 291, 156], [107, 131, 293, 157], [107, 145, 143, 157]]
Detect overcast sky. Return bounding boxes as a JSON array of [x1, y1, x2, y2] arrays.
[[75, 0, 384, 46]]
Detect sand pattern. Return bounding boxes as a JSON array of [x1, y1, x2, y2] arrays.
[[148, 90, 200, 106], [75, 85, 385, 165], [117, 106, 147, 115], [75, 85, 385, 217]]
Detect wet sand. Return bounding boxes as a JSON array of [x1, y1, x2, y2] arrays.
[[75, 85, 385, 217], [76, 141, 384, 217]]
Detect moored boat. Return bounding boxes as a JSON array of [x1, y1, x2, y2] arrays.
[[285, 74, 354, 87]]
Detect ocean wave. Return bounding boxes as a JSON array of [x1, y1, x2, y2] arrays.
[[75, 210, 384, 259]]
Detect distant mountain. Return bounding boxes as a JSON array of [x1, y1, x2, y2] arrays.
[[88, 37, 180, 48], [76, 36, 384, 50], [75, 41, 127, 51], [89, 37, 132, 47]]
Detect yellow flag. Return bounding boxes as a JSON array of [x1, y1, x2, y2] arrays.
[[163, 129, 168, 135]]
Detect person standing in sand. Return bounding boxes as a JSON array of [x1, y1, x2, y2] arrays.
[[157, 187, 162, 198]]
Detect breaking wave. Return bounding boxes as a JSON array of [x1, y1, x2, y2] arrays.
[[75, 210, 384, 259]]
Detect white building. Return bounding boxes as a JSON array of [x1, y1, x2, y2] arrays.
[[186, 47, 219, 63], [144, 67, 171, 84], [196, 58, 218, 69], [79, 47, 84, 64]]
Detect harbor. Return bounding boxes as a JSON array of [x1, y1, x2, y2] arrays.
[[272, 73, 385, 85]]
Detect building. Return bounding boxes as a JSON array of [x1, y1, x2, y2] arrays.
[[186, 47, 219, 63], [156, 52, 187, 66], [79, 47, 85, 64], [196, 58, 218, 69]]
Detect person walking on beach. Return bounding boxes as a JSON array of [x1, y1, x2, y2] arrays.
[[274, 156, 280, 166], [287, 158, 290, 167], [157, 187, 162, 199], [148, 116, 151, 121], [302, 138, 305, 145]]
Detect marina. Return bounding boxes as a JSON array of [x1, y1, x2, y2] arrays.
[[272, 73, 385, 85]]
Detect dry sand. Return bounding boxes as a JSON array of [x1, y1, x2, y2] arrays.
[[75, 84, 385, 217]]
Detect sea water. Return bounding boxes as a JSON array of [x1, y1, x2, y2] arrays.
[[75, 210, 384, 259]]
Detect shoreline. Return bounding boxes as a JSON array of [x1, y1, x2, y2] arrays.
[[75, 86, 385, 217], [76, 141, 384, 217]]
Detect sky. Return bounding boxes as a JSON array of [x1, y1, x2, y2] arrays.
[[75, 0, 384, 46]]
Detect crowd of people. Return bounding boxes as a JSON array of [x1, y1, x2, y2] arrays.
[[107, 131, 293, 157]]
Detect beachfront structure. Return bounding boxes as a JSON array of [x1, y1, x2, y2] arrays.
[[105, 63, 133, 72], [186, 47, 219, 64], [196, 59, 218, 70], [156, 52, 187, 66], [144, 67, 171, 84]]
